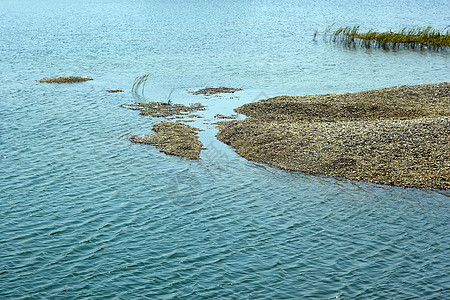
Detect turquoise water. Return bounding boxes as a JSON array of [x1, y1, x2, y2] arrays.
[[1, 0, 449, 298]]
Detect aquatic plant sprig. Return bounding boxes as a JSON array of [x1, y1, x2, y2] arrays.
[[325, 25, 449, 51], [132, 73, 151, 101]]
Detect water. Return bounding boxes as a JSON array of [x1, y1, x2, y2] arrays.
[[0, 0, 449, 298]]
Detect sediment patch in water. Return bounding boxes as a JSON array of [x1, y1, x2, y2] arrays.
[[121, 102, 206, 118], [326, 26, 449, 51], [130, 122, 203, 160], [39, 76, 93, 83], [190, 87, 243, 95], [217, 82, 449, 189], [214, 114, 238, 119]]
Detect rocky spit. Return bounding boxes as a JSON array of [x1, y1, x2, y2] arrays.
[[217, 82, 449, 190]]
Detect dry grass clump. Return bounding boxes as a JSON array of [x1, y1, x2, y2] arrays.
[[190, 87, 243, 95], [106, 89, 124, 93], [130, 122, 203, 160], [328, 26, 449, 50], [217, 82, 450, 189], [121, 102, 206, 118], [39, 76, 93, 83]]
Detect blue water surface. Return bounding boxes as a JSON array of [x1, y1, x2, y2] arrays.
[[0, 0, 449, 298]]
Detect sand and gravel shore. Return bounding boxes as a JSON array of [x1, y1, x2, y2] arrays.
[[217, 82, 449, 189]]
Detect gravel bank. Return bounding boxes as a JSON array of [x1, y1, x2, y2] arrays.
[[130, 122, 203, 160], [217, 83, 449, 189]]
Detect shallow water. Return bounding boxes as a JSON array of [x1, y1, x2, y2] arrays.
[[0, 0, 449, 298]]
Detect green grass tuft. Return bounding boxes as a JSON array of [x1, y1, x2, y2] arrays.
[[326, 25, 449, 50]]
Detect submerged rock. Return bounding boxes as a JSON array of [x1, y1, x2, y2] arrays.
[[190, 87, 243, 95], [39, 76, 93, 83], [217, 82, 450, 190], [130, 122, 203, 160]]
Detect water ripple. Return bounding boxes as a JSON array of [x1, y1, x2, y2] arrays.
[[1, 0, 450, 299]]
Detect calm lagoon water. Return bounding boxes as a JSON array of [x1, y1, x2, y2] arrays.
[[0, 0, 449, 298]]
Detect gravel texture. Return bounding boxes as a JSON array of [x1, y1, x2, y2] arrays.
[[190, 87, 243, 95], [121, 102, 206, 118], [217, 82, 449, 189], [130, 122, 203, 160]]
